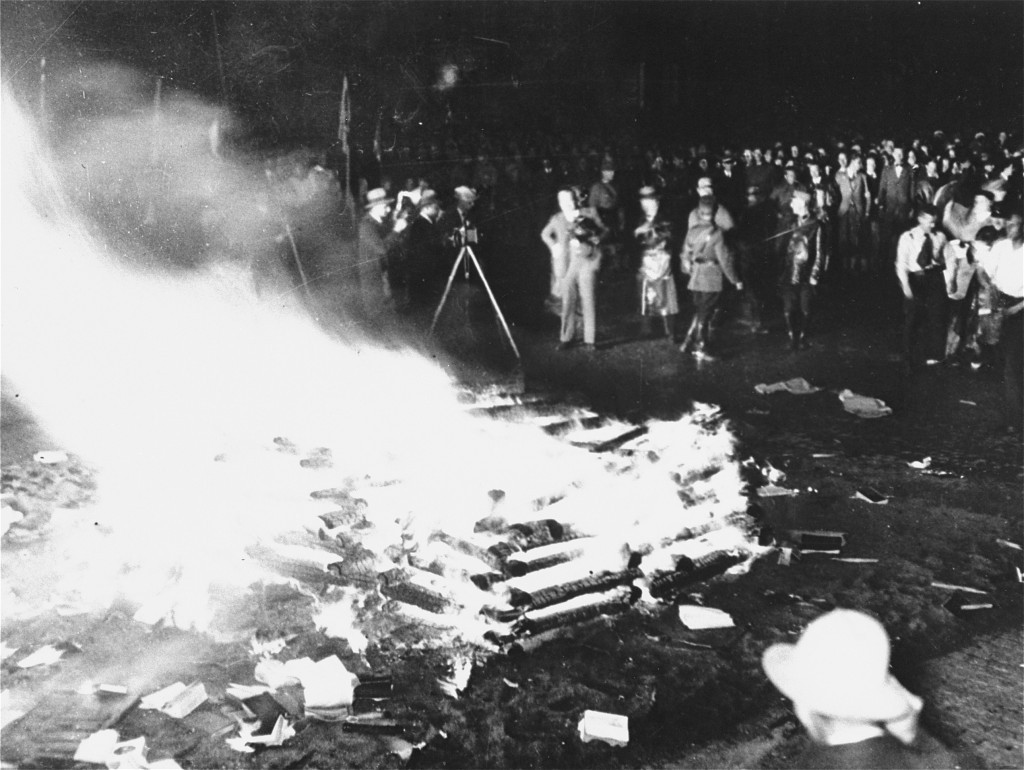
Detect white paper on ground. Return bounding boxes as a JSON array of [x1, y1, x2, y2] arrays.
[[578, 710, 629, 747], [930, 582, 988, 595], [832, 558, 879, 564], [839, 389, 893, 418], [757, 483, 802, 495], [226, 683, 272, 700], [0, 643, 19, 661], [300, 656, 357, 709], [104, 736, 147, 769], [906, 456, 932, 469], [140, 682, 187, 710], [678, 605, 735, 630], [16, 645, 64, 668], [754, 378, 821, 395], [226, 714, 295, 752], [160, 682, 207, 719], [74, 729, 120, 764]]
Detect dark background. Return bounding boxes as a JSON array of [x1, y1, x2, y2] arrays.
[[2, 1, 1022, 150]]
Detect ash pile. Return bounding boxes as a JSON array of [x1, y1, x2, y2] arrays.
[[248, 389, 767, 654]]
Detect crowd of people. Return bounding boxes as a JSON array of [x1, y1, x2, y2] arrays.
[[259, 128, 1022, 433]]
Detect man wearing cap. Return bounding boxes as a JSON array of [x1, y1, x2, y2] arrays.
[[776, 189, 828, 350], [634, 186, 679, 341], [762, 609, 959, 769], [686, 176, 735, 232], [589, 158, 625, 273], [358, 187, 404, 318], [679, 196, 742, 359]]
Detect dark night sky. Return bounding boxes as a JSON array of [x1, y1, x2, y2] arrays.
[[2, 1, 1022, 145]]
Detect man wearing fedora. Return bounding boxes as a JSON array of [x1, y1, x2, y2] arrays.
[[358, 187, 404, 319], [763, 609, 961, 769]]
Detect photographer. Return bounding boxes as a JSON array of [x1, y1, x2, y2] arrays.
[[555, 187, 607, 351]]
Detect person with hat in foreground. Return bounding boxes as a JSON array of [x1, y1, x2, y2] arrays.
[[358, 187, 405, 318], [679, 196, 742, 360], [634, 186, 679, 342], [762, 609, 961, 769]]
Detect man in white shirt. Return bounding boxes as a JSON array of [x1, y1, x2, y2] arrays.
[[896, 204, 948, 368], [980, 211, 1023, 432]]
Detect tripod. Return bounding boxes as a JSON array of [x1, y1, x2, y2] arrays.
[[429, 242, 521, 361]]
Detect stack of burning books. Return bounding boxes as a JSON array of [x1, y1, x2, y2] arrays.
[[250, 392, 765, 651]]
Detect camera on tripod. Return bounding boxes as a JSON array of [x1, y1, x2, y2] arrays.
[[449, 223, 479, 248]]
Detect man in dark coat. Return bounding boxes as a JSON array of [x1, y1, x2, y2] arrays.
[[878, 147, 915, 262], [357, 187, 403, 319], [400, 190, 444, 309]]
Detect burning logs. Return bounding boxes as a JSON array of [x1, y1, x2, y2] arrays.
[[508, 568, 642, 611], [647, 549, 749, 600], [512, 586, 639, 637], [378, 567, 463, 615]]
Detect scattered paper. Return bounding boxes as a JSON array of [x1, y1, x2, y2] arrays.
[[959, 400, 978, 406], [105, 736, 146, 769], [140, 682, 187, 710], [754, 377, 821, 395], [832, 558, 879, 564], [578, 710, 629, 747], [226, 683, 272, 700], [811, 453, 837, 458], [996, 539, 1022, 551], [147, 761, 183, 770], [757, 484, 800, 498], [907, 456, 932, 469], [959, 603, 994, 611], [839, 389, 893, 418], [1, 643, 19, 661], [778, 547, 794, 566], [17, 644, 64, 668], [931, 582, 988, 595], [160, 682, 207, 719], [254, 657, 315, 690], [854, 488, 889, 504], [301, 656, 358, 720], [438, 654, 474, 699], [74, 729, 121, 764], [226, 714, 295, 752], [33, 450, 68, 464], [678, 605, 735, 630], [502, 678, 520, 688]]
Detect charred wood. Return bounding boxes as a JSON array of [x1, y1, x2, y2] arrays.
[[509, 568, 642, 610]]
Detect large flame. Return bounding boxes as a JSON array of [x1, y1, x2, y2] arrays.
[[2, 73, 762, 655]]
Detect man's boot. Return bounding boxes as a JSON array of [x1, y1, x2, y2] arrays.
[[679, 317, 699, 353], [662, 315, 676, 344]]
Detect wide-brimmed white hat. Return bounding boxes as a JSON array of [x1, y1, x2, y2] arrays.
[[453, 185, 478, 202], [762, 609, 917, 722]]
